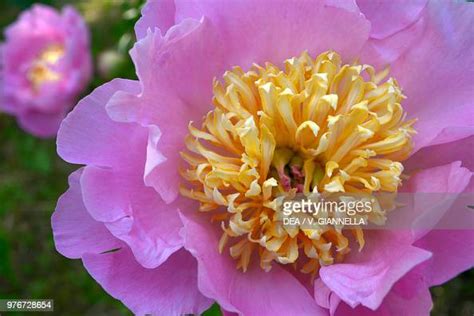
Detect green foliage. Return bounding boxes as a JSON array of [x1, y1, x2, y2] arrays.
[[203, 303, 222, 316]]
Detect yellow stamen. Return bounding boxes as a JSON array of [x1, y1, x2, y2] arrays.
[[180, 51, 415, 275]]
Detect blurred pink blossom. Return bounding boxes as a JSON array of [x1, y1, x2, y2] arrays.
[[1, 4, 92, 137]]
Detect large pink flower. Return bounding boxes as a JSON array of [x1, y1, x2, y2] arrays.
[[52, 1, 473, 315], [0, 4, 92, 137]]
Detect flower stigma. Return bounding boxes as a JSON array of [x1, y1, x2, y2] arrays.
[[180, 51, 415, 275]]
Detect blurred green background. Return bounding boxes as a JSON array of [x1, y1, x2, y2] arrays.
[[0, 1, 472, 315]]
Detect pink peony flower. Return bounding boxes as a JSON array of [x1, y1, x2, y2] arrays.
[[0, 4, 92, 137], [52, 0, 473, 315]]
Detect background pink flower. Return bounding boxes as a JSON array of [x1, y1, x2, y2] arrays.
[[52, 0, 473, 315], [0, 4, 92, 137]]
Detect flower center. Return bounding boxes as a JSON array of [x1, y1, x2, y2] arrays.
[[180, 51, 415, 275], [27, 44, 65, 91]]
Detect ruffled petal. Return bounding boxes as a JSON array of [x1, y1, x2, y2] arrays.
[[80, 166, 134, 222], [174, 0, 370, 67], [319, 231, 431, 310], [59, 78, 183, 268], [80, 165, 183, 269], [107, 22, 225, 202], [359, 15, 425, 68], [314, 278, 342, 315], [406, 136, 474, 172], [57, 79, 143, 168], [401, 161, 472, 240], [318, 261, 433, 315], [83, 247, 212, 316], [416, 229, 474, 287], [356, 0, 427, 39], [51, 169, 120, 259], [143, 125, 183, 203], [334, 271, 433, 315], [135, 0, 176, 40], [108, 19, 221, 125], [414, 178, 474, 286], [389, 1, 474, 153], [403, 162, 472, 194]]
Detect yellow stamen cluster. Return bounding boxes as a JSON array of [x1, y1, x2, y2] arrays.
[[28, 44, 64, 91], [180, 51, 415, 274]]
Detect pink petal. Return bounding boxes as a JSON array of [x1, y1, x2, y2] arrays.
[[107, 22, 225, 203], [319, 231, 431, 310], [57, 79, 144, 168], [80, 165, 183, 269], [356, 0, 427, 39], [324, 0, 360, 13], [414, 178, 474, 286], [18, 107, 68, 138], [405, 136, 474, 173], [105, 190, 184, 269], [360, 14, 425, 69], [335, 275, 432, 315], [135, 0, 176, 40], [415, 229, 474, 286], [143, 125, 183, 203], [389, 1, 474, 153], [314, 278, 342, 315], [174, 0, 370, 67], [51, 169, 120, 259], [108, 19, 219, 126], [401, 162, 472, 240], [403, 162, 472, 194], [80, 166, 139, 222], [322, 261, 433, 315], [83, 247, 212, 315], [180, 210, 327, 316], [60, 79, 183, 268]]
